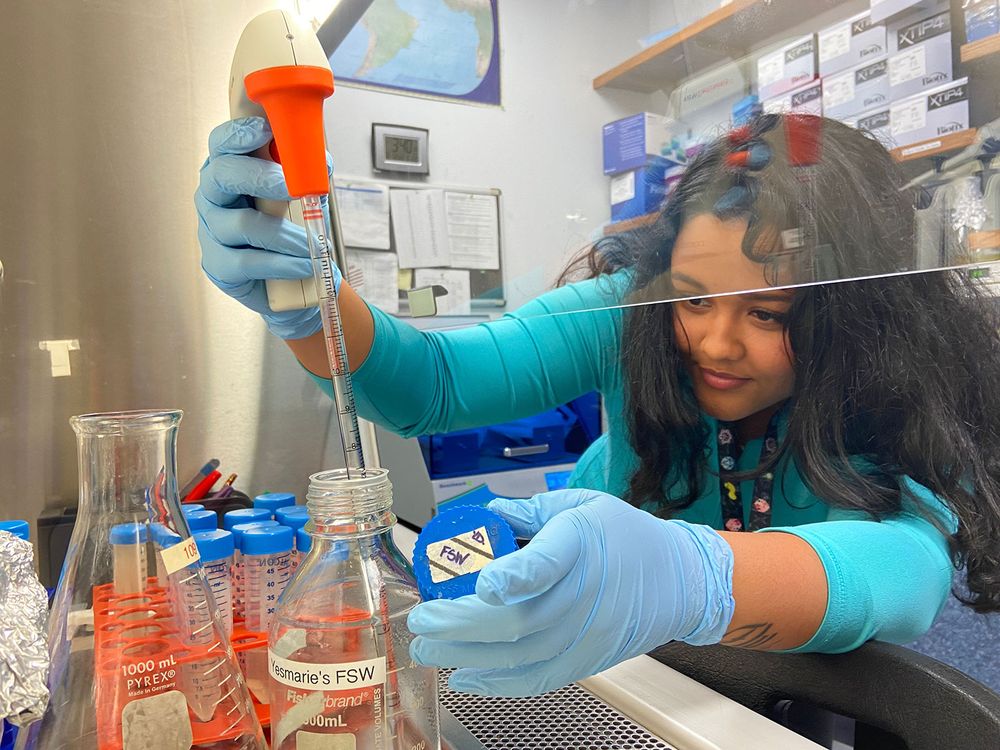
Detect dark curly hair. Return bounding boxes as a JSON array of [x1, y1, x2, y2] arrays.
[[561, 114, 1000, 613]]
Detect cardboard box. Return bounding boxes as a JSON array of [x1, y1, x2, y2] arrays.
[[823, 56, 890, 120], [845, 106, 893, 148], [762, 79, 823, 116], [870, 0, 939, 25], [603, 113, 671, 175], [817, 11, 888, 77], [610, 159, 670, 222], [889, 77, 969, 149], [886, 0, 951, 54], [966, 0, 1000, 43], [756, 35, 817, 100]]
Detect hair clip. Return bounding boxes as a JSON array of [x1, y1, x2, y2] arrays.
[[725, 142, 771, 171], [714, 185, 751, 213]]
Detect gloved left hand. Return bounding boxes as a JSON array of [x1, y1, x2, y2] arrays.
[[408, 489, 736, 697]]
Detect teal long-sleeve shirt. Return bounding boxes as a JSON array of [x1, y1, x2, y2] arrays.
[[309, 273, 956, 653]]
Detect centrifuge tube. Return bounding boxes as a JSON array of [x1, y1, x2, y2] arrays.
[[185, 508, 218, 533], [269, 469, 440, 750], [242, 525, 294, 704], [110, 522, 148, 595], [276, 506, 308, 569], [294, 526, 311, 568], [254, 492, 296, 519], [224, 507, 272, 531], [231, 520, 279, 621]]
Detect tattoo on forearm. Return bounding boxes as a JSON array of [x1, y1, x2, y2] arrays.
[[721, 622, 780, 649]]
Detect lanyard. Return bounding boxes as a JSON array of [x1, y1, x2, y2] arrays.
[[716, 414, 780, 532]]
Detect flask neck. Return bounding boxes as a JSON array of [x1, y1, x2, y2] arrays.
[[306, 468, 395, 538], [70, 410, 182, 519]]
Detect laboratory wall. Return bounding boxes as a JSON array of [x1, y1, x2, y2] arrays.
[[324, 0, 652, 307]]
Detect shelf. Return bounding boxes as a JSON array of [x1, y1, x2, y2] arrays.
[[593, 0, 841, 93], [961, 33, 1000, 64], [890, 129, 978, 163], [603, 212, 659, 235]]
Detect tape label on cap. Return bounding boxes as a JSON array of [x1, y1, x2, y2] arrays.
[[426, 526, 495, 583]]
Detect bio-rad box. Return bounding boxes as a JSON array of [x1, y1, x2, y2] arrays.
[[890, 77, 969, 151], [845, 106, 893, 148], [887, 2, 954, 102], [817, 11, 888, 77], [756, 35, 817, 101], [762, 79, 822, 116], [870, 0, 940, 24], [822, 56, 890, 121]]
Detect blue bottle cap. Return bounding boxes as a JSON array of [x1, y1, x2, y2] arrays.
[[242, 525, 294, 556], [0, 520, 30, 542], [231, 520, 279, 551], [193, 529, 235, 562], [184, 509, 217, 532], [158, 527, 182, 549], [183, 503, 206, 512], [109, 522, 149, 545], [275, 505, 309, 531], [295, 526, 312, 555], [223, 507, 271, 530], [254, 492, 296, 515], [413, 505, 518, 601]]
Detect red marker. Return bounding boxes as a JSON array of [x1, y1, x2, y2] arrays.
[[185, 470, 222, 502]]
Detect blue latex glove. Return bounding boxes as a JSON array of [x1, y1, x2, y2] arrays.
[[408, 489, 736, 697], [195, 117, 340, 340]]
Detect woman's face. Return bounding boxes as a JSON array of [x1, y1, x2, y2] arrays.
[[670, 214, 796, 425]]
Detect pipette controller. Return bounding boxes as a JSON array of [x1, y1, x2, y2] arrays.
[[231, 9, 366, 476]]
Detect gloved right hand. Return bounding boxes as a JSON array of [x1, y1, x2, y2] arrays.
[[195, 117, 339, 340]]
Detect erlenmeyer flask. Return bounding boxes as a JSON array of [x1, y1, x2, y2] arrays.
[[18, 410, 265, 750]]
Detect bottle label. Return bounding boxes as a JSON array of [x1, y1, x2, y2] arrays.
[[269, 653, 386, 690], [426, 526, 495, 583], [269, 652, 388, 748]]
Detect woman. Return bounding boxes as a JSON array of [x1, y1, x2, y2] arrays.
[[196, 114, 1000, 697]]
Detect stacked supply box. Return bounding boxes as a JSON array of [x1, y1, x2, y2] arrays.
[[602, 112, 671, 175], [757, 35, 818, 101], [870, 0, 939, 24], [886, 1, 953, 102], [817, 11, 888, 77], [610, 161, 671, 222], [845, 107, 893, 147], [822, 56, 890, 121], [966, 0, 1000, 43], [603, 112, 675, 223], [762, 79, 823, 116], [890, 76, 969, 151]]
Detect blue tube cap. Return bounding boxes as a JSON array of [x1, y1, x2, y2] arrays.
[[275, 505, 309, 531], [232, 520, 280, 551], [295, 526, 312, 555], [184, 509, 218, 532], [242, 525, 294, 556], [182, 503, 206, 513], [413, 505, 518, 601], [223, 507, 272, 530], [193, 529, 235, 563], [254, 492, 296, 515], [0, 520, 30, 542], [109, 522, 149, 545]]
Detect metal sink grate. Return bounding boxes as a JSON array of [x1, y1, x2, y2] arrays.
[[439, 670, 676, 750]]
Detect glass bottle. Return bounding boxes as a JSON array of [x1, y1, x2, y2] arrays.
[[269, 468, 440, 750], [18, 410, 265, 750]]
